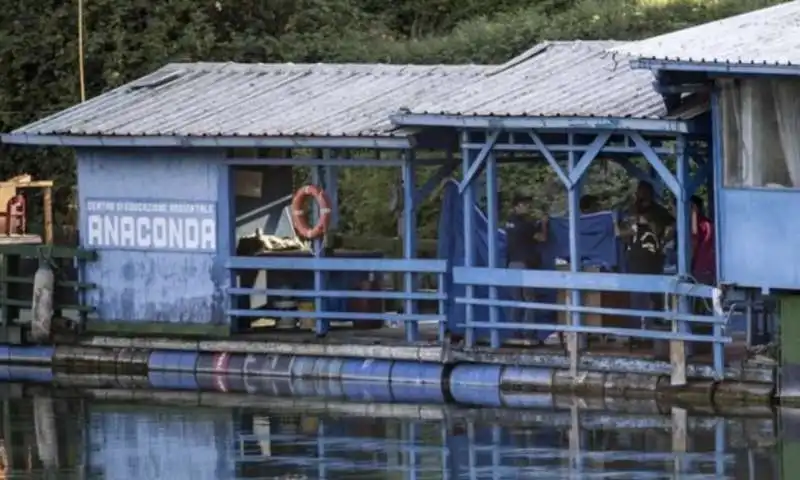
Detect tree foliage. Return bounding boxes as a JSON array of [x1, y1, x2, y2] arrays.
[[0, 0, 788, 237]]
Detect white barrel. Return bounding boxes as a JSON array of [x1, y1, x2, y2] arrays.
[[31, 264, 55, 343]]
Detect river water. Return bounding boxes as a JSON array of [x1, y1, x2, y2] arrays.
[[0, 381, 783, 479]]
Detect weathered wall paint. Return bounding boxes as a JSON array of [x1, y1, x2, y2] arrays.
[[77, 148, 229, 324], [718, 187, 800, 289]]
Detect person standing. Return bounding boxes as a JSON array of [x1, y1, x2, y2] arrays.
[[505, 194, 548, 328], [616, 181, 674, 352], [690, 195, 715, 285]]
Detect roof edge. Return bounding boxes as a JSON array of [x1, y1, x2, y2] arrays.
[[630, 58, 800, 76], [0, 133, 412, 150], [389, 113, 691, 134]]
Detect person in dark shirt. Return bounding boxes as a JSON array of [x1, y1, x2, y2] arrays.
[[505, 195, 548, 328], [616, 180, 675, 352], [617, 180, 674, 276]]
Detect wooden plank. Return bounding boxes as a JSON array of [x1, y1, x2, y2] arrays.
[[670, 294, 687, 386]]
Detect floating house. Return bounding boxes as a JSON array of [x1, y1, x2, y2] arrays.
[[610, 0, 800, 400], [0, 22, 784, 401]]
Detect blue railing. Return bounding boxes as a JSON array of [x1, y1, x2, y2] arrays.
[[453, 267, 730, 378], [225, 256, 449, 342]]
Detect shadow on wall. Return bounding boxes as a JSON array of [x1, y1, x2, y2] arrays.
[[233, 166, 295, 238]]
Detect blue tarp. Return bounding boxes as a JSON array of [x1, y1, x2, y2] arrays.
[[437, 180, 621, 341]]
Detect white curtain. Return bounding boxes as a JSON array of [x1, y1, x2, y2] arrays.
[[772, 79, 800, 187], [720, 78, 799, 188]]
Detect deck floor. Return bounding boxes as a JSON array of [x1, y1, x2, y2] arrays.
[[232, 322, 754, 367]]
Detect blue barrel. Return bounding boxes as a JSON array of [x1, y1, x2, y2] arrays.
[[342, 380, 393, 403], [7, 346, 54, 365], [148, 370, 198, 390], [390, 361, 443, 384], [449, 364, 503, 407], [6, 365, 53, 383], [290, 356, 319, 378], [312, 357, 344, 380], [339, 359, 393, 382], [147, 350, 199, 372], [0, 345, 9, 363]]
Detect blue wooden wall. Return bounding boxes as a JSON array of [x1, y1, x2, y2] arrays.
[[77, 148, 229, 325], [718, 187, 800, 290]]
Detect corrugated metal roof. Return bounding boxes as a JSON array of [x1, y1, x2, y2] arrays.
[[13, 63, 489, 138], [407, 41, 665, 118], [11, 40, 672, 139], [610, 1, 800, 67]]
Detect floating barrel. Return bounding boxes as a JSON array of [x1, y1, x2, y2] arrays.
[[500, 366, 555, 392], [448, 364, 504, 407], [6, 365, 54, 383], [114, 348, 150, 373], [339, 359, 393, 382], [312, 357, 344, 380], [7, 346, 54, 365], [195, 352, 246, 393], [389, 361, 445, 403], [241, 354, 294, 378], [52, 346, 116, 367], [290, 356, 319, 378], [148, 370, 198, 390], [390, 361, 443, 384], [342, 380, 393, 403], [147, 350, 199, 372]]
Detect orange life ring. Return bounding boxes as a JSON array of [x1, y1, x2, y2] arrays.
[[291, 185, 332, 240]]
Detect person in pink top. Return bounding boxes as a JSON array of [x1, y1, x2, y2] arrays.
[[690, 195, 716, 285]]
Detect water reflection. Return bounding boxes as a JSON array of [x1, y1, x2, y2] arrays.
[[0, 379, 785, 479]]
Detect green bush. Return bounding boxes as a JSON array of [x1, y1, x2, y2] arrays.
[[0, 0, 788, 237]]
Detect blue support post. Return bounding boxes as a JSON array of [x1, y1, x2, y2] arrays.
[[567, 133, 584, 364], [711, 89, 724, 287], [406, 421, 419, 480], [313, 156, 329, 336], [486, 151, 500, 348], [709, 93, 726, 374], [674, 135, 693, 384], [324, 159, 339, 229], [461, 131, 476, 347], [402, 150, 419, 342], [218, 162, 235, 331]]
